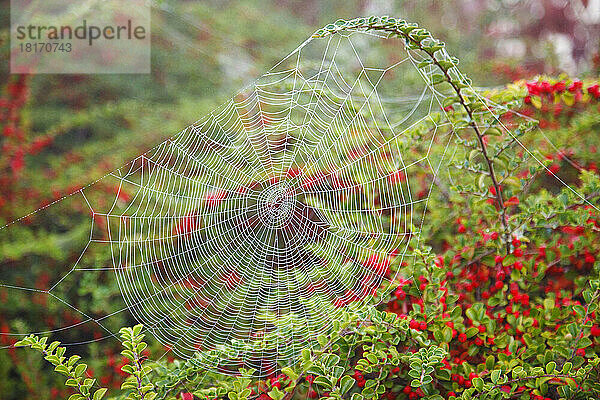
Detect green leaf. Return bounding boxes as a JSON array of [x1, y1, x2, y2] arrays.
[[93, 388, 108, 400], [281, 367, 298, 381], [339, 376, 355, 394], [466, 327, 479, 338], [502, 254, 516, 267], [313, 377, 333, 389], [317, 334, 328, 347], [365, 353, 378, 364], [484, 127, 502, 136], [67, 355, 82, 367], [545, 361, 556, 374], [573, 305, 585, 318], [331, 366, 345, 380], [14, 339, 31, 347], [468, 149, 480, 164], [73, 364, 87, 377], [472, 377, 484, 391], [121, 364, 135, 374], [437, 60, 454, 70], [47, 341, 61, 352], [136, 342, 147, 353], [485, 355, 494, 370], [268, 387, 284, 400], [417, 60, 432, 69], [490, 370, 501, 384], [544, 298, 555, 310], [431, 74, 445, 85], [121, 381, 138, 390], [566, 377, 578, 389], [54, 364, 70, 376], [324, 354, 341, 368], [301, 348, 311, 361], [442, 326, 453, 343], [578, 337, 592, 349], [435, 369, 451, 381], [65, 378, 79, 387]]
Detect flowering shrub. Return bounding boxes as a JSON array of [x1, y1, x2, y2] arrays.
[[5, 16, 600, 400]]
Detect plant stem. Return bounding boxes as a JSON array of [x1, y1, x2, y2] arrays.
[[351, 23, 511, 253]]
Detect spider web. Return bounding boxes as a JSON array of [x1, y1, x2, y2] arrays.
[[2, 22, 594, 381], [95, 29, 446, 374]]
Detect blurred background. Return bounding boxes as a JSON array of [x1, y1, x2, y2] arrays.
[[0, 0, 599, 399], [1, 0, 599, 224]]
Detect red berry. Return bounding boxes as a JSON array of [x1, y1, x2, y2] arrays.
[[513, 248, 523, 257], [514, 261, 523, 271]]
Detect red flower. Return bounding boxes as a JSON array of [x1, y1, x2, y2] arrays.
[[547, 164, 560, 175], [588, 84, 600, 99], [2, 125, 15, 137], [526, 82, 541, 96], [10, 151, 25, 173], [569, 80, 583, 92], [505, 196, 519, 206], [553, 81, 566, 92]]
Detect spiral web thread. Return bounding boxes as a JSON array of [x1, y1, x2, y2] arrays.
[[97, 28, 447, 375], [2, 23, 596, 380]]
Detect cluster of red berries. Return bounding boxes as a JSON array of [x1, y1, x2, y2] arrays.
[[524, 79, 599, 101], [521, 79, 600, 131], [0, 75, 29, 215], [402, 384, 425, 399]]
